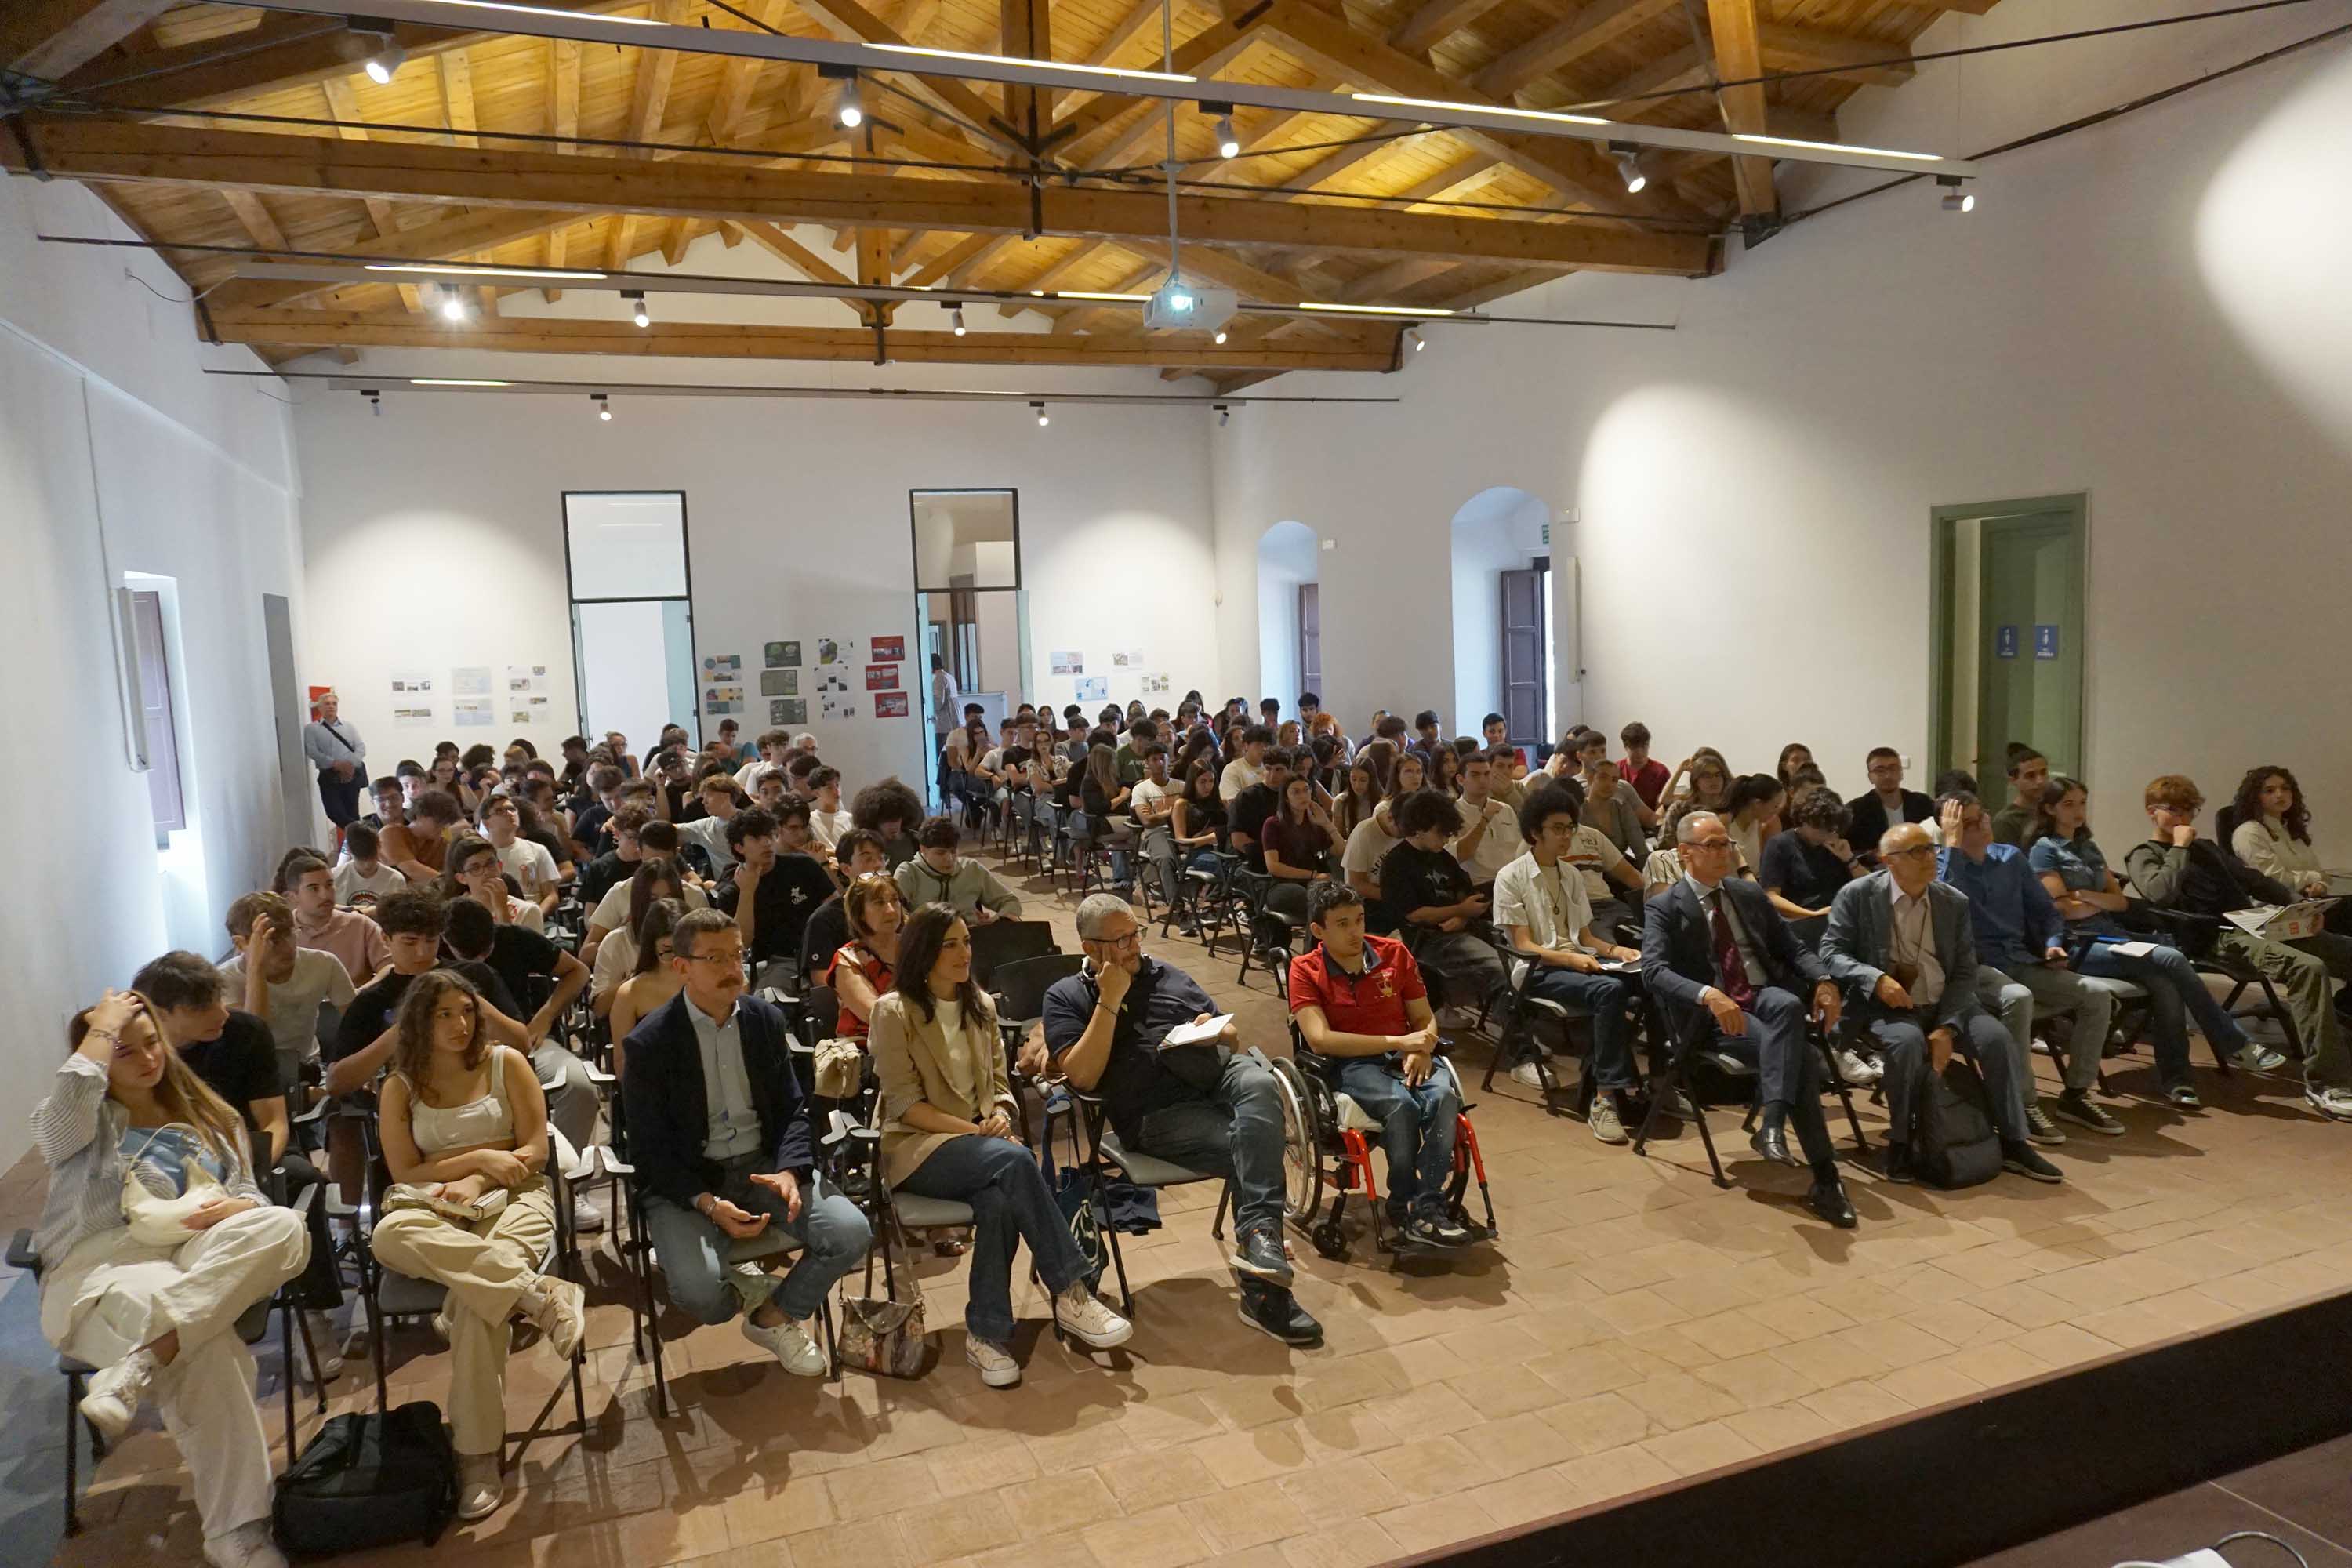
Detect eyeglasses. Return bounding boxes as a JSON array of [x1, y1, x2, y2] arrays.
[[684, 949, 746, 968], [1686, 837, 1734, 851], [1087, 929, 1144, 949]]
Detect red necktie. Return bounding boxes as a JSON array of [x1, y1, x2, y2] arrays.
[[1709, 892, 1756, 1010]]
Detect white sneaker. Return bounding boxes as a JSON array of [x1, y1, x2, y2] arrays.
[[203, 1519, 288, 1568], [2232, 1043, 2289, 1072], [521, 1275, 587, 1360], [303, 1312, 345, 1382], [2306, 1085, 2352, 1123], [967, 1336, 1022, 1388], [79, 1348, 159, 1443], [1588, 1095, 1629, 1145], [1835, 1047, 1882, 1086], [456, 1453, 503, 1520], [1053, 1283, 1134, 1350], [742, 1311, 829, 1377], [1509, 1062, 1548, 1089], [570, 1194, 607, 1235]]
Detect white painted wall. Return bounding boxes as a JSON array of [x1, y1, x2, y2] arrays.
[[296, 392, 1218, 795], [0, 180, 301, 1168], [1211, 5, 2352, 840]]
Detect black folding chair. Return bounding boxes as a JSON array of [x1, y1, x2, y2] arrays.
[[969, 918, 1058, 992]]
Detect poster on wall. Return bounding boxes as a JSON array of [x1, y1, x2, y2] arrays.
[[1049, 651, 1083, 676], [816, 669, 853, 720], [874, 691, 909, 719], [864, 663, 899, 692], [394, 705, 434, 728], [1075, 676, 1108, 702], [454, 697, 495, 727], [702, 654, 742, 678], [870, 635, 906, 663], [1140, 673, 1171, 695], [771, 698, 808, 725], [390, 670, 433, 695], [452, 666, 492, 695], [704, 684, 744, 715], [759, 669, 799, 696], [764, 641, 800, 668], [506, 665, 549, 693], [307, 685, 334, 721], [816, 637, 855, 666]]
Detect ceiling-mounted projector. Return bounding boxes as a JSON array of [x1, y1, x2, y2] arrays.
[[1145, 279, 1237, 334]]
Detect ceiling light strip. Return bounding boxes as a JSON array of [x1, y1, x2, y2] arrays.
[[238, 0, 1975, 176], [199, 369, 1405, 406]]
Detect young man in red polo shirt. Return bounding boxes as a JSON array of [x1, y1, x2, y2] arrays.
[[1289, 883, 1472, 1250]]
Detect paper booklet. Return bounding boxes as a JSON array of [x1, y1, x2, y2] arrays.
[[1160, 1014, 1234, 1049], [2223, 898, 2340, 943]]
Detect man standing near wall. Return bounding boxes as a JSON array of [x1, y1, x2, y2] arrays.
[[304, 689, 366, 855], [931, 654, 960, 801]]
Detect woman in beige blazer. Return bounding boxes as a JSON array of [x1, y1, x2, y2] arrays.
[[868, 904, 1133, 1388]]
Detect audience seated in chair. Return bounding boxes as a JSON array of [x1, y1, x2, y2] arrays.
[[480, 796, 560, 920], [608, 899, 686, 1073], [281, 851, 389, 988], [870, 906, 1132, 1388], [618, 910, 873, 1372], [1617, 722, 1670, 819], [588, 858, 704, 1009], [1759, 786, 1867, 949], [1379, 789, 1513, 1022], [2125, 774, 2352, 1123], [1229, 745, 1294, 873], [1991, 749, 2049, 848], [851, 777, 926, 869], [334, 820, 408, 905], [220, 891, 354, 1102], [2230, 766, 2347, 922], [1846, 747, 1934, 858], [720, 804, 840, 985], [1290, 884, 1472, 1250], [33, 991, 311, 1568], [1493, 785, 1645, 1140], [1262, 773, 1338, 884], [1220, 725, 1271, 804], [1128, 744, 1182, 906], [1041, 895, 1323, 1348], [368, 969, 588, 1520], [1823, 824, 2062, 1185], [1448, 750, 1519, 890], [896, 815, 1024, 921]]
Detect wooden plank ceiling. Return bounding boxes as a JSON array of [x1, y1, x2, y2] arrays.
[[8, 0, 1994, 386]]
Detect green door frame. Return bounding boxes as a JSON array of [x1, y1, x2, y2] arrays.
[[1927, 492, 2088, 784]]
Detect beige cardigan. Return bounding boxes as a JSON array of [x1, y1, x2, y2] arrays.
[[867, 990, 1014, 1188]]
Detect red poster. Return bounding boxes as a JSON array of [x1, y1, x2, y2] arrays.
[[308, 684, 334, 720], [870, 634, 906, 662], [865, 663, 899, 691], [874, 691, 909, 719]]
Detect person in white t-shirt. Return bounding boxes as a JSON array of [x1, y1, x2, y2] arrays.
[[1341, 808, 1406, 933], [1448, 753, 1519, 888], [481, 794, 559, 917], [445, 834, 548, 934], [333, 821, 408, 906], [807, 766, 853, 850], [1125, 744, 1181, 906], [1219, 726, 1271, 803], [735, 728, 794, 793], [221, 889, 357, 1090]]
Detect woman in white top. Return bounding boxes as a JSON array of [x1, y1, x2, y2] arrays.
[[867, 907, 1131, 1388], [368, 971, 585, 1521], [588, 858, 705, 1011], [607, 898, 686, 1076], [32, 992, 309, 1568], [1720, 775, 1785, 879], [2230, 765, 2338, 899]]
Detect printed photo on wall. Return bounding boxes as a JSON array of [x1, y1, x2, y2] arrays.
[[874, 691, 909, 719], [816, 637, 851, 666], [764, 641, 800, 668], [771, 698, 808, 725], [1050, 651, 1083, 675], [702, 653, 742, 677], [1075, 676, 1108, 701], [759, 669, 800, 696], [864, 663, 899, 691], [870, 634, 906, 662]]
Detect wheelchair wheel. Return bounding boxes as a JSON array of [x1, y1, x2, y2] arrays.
[[1269, 1055, 1323, 1228]]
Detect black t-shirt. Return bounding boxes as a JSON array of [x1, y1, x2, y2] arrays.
[[1040, 958, 1221, 1142], [717, 851, 837, 963], [331, 962, 522, 1064], [572, 800, 613, 853], [579, 849, 638, 909], [182, 1010, 283, 1127], [1231, 782, 1281, 869], [472, 924, 563, 1018], [522, 823, 571, 876], [1759, 833, 1850, 912], [1381, 841, 1473, 921], [800, 895, 851, 983]]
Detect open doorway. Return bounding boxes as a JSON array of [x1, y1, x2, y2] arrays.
[[1450, 488, 1551, 748], [564, 491, 699, 757], [1256, 521, 1318, 712], [1930, 494, 2088, 784], [913, 489, 1025, 807]]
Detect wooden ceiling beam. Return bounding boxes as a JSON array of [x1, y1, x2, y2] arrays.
[[6, 119, 1718, 273], [1755, 23, 1916, 87], [1472, 0, 1679, 103], [1389, 0, 1510, 59], [902, 232, 1007, 288], [1049, 13, 1260, 165], [1000, 0, 1054, 156], [205, 205, 584, 308], [608, 0, 689, 272], [220, 189, 290, 252], [1703, 0, 1776, 221], [205, 310, 1403, 370], [709, 0, 785, 141], [1, 0, 176, 79], [437, 50, 479, 148], [320, 74, 423, 308], [544, 38, 580, 295], [789, 0, 1011, 149], [726, 220, 859, 289]]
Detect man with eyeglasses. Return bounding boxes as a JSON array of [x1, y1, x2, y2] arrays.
[[1040, 895, 1323, 1348], [620, 909, 872, 1377], [1642, 812, 1858, 1227], [1824, 824, 2063, 1185]]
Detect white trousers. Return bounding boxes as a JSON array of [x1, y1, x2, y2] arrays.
[[47, 1206, 310, 1542]]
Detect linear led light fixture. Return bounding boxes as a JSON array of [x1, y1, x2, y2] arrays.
[[410, 377, 512, 385], [367, 261, 607, 280], [241, 0, 1973, 176], [200, 370, 1405, 408], [1296, 302, 1457, 318]]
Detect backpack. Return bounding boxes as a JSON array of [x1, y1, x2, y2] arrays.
[[1912, 1058, 2002, 1189], [273, 1402, 457, 1555]]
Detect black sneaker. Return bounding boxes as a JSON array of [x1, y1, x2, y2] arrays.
[[1229, 1229, 1294, 1287], [2002, 1142, 2064, 1184], [2053, 1091, 2125, 1137], [1425, 1211, 1474, 1247], [1877, 1143, 1916, 1185], [1237, 1281, 1323, 1347], [2023, 1102, 2067, 1146], [1401, 1214, 1470, 1250]]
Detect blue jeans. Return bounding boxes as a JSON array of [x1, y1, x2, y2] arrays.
[[2076, 938, 2248, 1090], [1334, 1057, 1461, 1219], [898, 1134, 1087, 1343], [1134, 1050, 1287, 1244], [643, 1160, 872, 1324], [1068, 811, 1131, 884], [1523, 966, 1638, 1090]]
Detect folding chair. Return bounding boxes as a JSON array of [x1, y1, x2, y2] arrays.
[[1634, 1001, 1870, 1189], [969, 919, 1058, 993], [1062, 1090, 1232, 1319]]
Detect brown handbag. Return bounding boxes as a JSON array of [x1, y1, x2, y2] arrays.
[[835, 1225, 931, 1378]]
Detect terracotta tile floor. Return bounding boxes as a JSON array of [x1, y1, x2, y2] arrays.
[[22, 851, 2352, 1568]]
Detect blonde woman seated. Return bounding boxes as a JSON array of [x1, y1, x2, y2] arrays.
[[369, 970, 586, 1521], [608, 898, 687, 1076], [867, 905, 1132, 1388], [32, 991, 310, 1568], [826, 873, 904, 1040]]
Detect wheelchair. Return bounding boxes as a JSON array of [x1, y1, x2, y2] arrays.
[[1269, 1022, 1497, 1265]]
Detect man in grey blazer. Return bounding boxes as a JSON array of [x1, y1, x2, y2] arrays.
[[1823, 823, 2063, 1185]]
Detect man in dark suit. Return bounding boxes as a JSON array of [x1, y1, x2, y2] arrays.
[[621, 908, 871, 1376], [1643, 811, 1857, 1228], [1845, 748, 1936, 864], [1824, 823, 2063, 1185]]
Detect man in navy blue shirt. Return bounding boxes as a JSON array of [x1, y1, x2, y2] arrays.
[[1936, 793, 2131, 1140]]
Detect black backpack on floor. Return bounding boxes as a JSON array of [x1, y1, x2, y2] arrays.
[[1913, 1058, 2002, 1189], [274, 1401, 458, 1555]]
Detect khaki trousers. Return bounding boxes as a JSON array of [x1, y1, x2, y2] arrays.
[[368, 1177, 557, 1456]]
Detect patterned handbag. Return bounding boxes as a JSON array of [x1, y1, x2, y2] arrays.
[[836, 1229, 931, 1378]]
